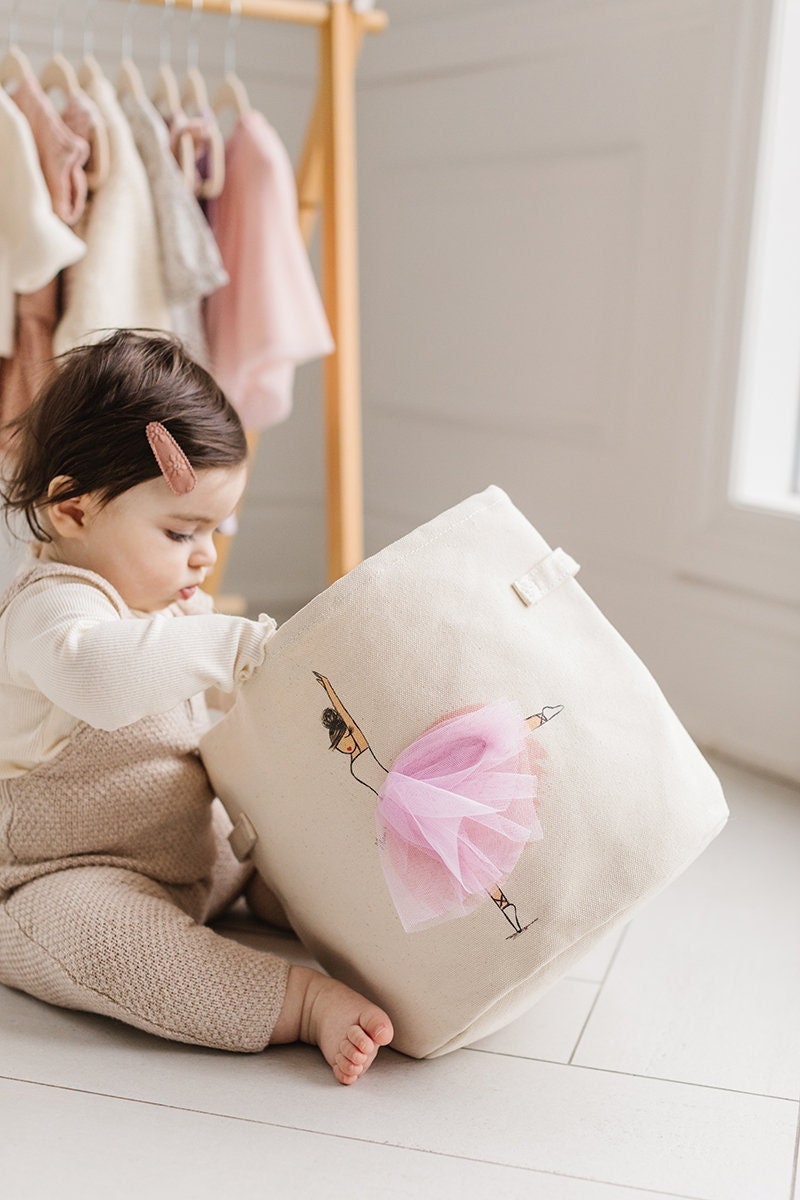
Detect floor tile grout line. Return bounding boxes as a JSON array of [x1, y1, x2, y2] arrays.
[[462, 1048, 800, 1104], [568, 924, 630, 1065], [0, 1072, 711, 1200]]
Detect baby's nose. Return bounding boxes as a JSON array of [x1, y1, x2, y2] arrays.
[[190, 536, 218, 568]]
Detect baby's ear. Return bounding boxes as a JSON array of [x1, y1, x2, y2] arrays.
[[47, 476, 92, 538]]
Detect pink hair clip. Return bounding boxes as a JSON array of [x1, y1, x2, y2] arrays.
[[145, 422, 197, 496]]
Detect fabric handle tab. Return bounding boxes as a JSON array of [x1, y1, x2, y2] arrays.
[[511, 547, 580, 607], [228, 812, 258, 861]]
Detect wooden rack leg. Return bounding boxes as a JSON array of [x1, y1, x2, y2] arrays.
[[204, 431, 259, 611], [297, 23, 364, 244], [297, 92, 325, 244], [320, 2, 364, 583]]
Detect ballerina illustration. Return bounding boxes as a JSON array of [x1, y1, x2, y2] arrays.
[[314, 672, 563, 938]]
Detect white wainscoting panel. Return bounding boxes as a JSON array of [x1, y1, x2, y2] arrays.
[[357, 0, 799, 780]]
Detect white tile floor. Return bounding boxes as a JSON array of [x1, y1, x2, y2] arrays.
[[1, 755, 798, 1200]]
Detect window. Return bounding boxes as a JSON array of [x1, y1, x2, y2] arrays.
[[730, 0, 800, 518]]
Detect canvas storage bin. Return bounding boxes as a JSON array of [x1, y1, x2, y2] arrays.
[[200, 486, 728, 1059]]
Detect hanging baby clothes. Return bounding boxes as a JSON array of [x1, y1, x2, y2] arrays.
[[10, 75, 90, 227], [0, 81, 91, 442], [0, 281, 60, 443], [0, 88, 85, 434], [121, 90, 227, 366], [168, 111, 216, 201], [61, 88, 108, 193], [205, 111, 334, 431], [54, 76, 170, 356]]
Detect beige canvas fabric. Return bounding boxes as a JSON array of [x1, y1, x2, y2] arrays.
[[201, 486, 728, 1058]]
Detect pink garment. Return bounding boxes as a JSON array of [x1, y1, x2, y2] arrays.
[[12, 76, 90, 227], [1, 82, 93, 440], [205, 112, 334, 430], [61, 90, 106, 193], [0, 279, 58, 445], [374, 701, 545, 933]]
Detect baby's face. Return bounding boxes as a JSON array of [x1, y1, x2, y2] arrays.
[[67, 464, 247, 612]]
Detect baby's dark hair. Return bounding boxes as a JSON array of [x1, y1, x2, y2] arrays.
[[1, 329, 248, 541], [322, 707, 349, 750]]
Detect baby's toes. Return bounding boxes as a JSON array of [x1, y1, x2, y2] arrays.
[[339, 1039, 369, 1070], [362, 1011, 394, 1048], [333, 1055, 363, 1085], [347, 1024, 374, 1055]]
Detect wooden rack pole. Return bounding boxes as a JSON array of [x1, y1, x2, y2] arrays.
[[319, 2, 364, 582], [131, 0, 387, 34], [114, 0, 385, 598]]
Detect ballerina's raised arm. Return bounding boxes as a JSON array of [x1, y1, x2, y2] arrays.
[[313, 672, 369, 755]]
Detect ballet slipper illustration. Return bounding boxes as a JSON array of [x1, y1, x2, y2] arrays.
[[527, 705, 564, 730], [314, 672, 562, 938]]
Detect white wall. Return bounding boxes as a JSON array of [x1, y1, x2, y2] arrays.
[[352, 0, 800, 781], [3, 1, 799, 781]]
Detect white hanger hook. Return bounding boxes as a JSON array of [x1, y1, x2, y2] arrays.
[[122, 0, 139, 61], [83, 0, 99, 57], [52, 0, 68, 56], [8, 0, 20, 48], [160, 0, 176, 65], [187, 0, 203, 73], [225, 0, 242, 76]]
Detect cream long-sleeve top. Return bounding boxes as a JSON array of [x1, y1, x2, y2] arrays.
[[53, 76, 170, 355], [0, 563, 275, 779]]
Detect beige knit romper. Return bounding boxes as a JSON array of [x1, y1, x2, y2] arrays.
[[0, 563, 289, 1051]]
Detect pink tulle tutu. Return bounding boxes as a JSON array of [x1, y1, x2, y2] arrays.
[[375, 700, 544, 932]]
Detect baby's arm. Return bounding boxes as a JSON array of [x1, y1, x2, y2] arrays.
[[5, 579, 275, 730], [173, 586, 238, 714]]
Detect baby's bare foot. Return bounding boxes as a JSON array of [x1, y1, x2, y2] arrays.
[[272, 966, 393, 1085]]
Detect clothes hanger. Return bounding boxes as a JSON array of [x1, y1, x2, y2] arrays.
[[77, 54, 107, 88], [0, 3, 38, 91], [116, 0, 149, 107], [151, 0, 195, 189], [117, 57, 149, 105], [39, 52, 81, 97], [58, 0, 110, 190], [39, 3, 80, 97], [181, 67, 226, 200], [76, 0, 109, 90], [0, 44, 37, 90], [76, 5, 108, 93], [212, 72, 250, 119], [212, 1, 251, 121], [179, 0, 225, 199]]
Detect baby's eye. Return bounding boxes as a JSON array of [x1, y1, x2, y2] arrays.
[[166, 530, 192, 543]]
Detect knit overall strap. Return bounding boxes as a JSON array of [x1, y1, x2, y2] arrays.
[[0, 561, 218, 894], [0, 557, 131, 619]]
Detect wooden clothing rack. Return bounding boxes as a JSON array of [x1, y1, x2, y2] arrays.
[[127, 0, 388, 593]]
